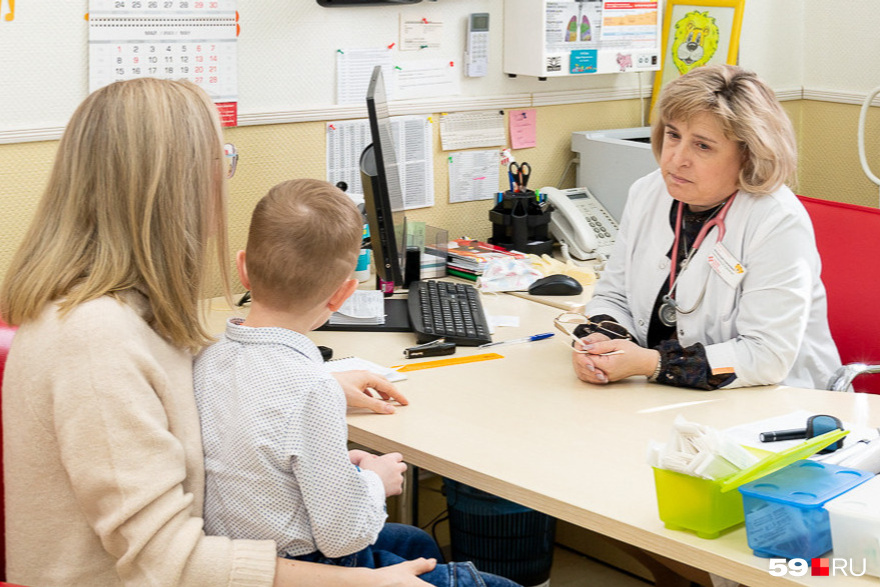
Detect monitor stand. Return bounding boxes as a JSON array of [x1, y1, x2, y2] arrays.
[[316, 298, 411, 333]]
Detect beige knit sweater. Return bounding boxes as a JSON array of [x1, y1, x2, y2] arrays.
[[2, 291, 277, 586]]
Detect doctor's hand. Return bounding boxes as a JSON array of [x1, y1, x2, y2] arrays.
[[573, 339, 660, 384], [332, 370, 409, 414], [571, 332, 611, 383]]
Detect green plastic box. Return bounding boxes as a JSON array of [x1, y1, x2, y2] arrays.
[[653, 429, 848, 539]]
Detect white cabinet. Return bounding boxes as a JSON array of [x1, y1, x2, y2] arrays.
[[503, 0, 663, 78]]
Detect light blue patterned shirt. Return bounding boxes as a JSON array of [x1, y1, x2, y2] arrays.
[[193, 318, 387, 558]]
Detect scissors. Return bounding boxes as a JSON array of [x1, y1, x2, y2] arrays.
[[509, 162, 531, 192]]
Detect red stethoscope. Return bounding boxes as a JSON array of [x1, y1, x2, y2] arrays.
[[658, 192, 737, 327]]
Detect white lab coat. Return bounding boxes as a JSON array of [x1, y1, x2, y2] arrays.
[[585, 169, 840, 389]]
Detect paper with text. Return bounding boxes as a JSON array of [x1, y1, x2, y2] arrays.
[[336, 48, 394, 105], [399, 17, 443, 51], [439, 110, 506, 151], [396, 60, 460, 100], [448, 150, 501, 203], [324, 356, 407, 383], [329, 290, 385, 326], [326, 115, 434, 210], [509, 109, 537, 149]]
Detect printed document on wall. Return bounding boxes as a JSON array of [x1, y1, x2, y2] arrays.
[[439, 111, 506, 151], [399, 16, 443, 51], [396, 60, 460, 100], [448, 150, 500, 203], [509, 109, 537, 149], [326, 115, 434, 210], [336, 48, 395, 105]]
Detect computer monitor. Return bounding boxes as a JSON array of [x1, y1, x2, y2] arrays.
[[361, 65, 406, 291]]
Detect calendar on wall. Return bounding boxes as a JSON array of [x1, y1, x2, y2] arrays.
[[88, 0, 238, 126]]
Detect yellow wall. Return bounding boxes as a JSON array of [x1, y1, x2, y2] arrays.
[[797, 101, 880, 208], [0, 99, 645, 296], [0, 98, 876, 297]]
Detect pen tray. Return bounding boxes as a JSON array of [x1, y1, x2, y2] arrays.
[[653, 429, 848, 539]]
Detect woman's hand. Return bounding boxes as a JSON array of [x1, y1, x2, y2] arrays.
[[275, 557, 436, 586], [332, 370, 409, 414], [370, 558, 437, 586], [573, 338, 660, 384], [571, 332, 611, 383]]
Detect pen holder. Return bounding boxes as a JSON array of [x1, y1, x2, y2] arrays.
[[488, 190, 553, 255]]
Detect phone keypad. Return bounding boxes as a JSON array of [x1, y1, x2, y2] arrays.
[[570, 192, 618, 258]]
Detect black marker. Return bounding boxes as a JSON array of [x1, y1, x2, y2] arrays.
[[759, 428, 807, 442]]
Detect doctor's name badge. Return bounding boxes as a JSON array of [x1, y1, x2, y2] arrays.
[[708, 242, 746, 288]]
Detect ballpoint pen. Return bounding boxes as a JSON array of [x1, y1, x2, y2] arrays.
[[479, 332, 554, 348]]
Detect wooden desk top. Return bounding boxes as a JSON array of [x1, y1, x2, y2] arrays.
[[204, 291, 878, 587]]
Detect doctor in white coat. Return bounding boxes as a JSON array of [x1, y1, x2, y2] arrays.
[[569, 65, 840, 390]]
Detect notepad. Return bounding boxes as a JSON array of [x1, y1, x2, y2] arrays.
[[324, 356, 407, 383], [329, 290, 385, 326]]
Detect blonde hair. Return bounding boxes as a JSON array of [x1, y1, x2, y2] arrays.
[[651, 64, 797, 195], [245, 179, 362, 312], [0, 78, 230, 352]]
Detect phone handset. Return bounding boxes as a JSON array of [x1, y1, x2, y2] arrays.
[[465, 13, 490, 77], [543, 186, 619, 261]]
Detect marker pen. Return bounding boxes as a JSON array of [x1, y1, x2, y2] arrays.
[[759, 428, 807, 442]]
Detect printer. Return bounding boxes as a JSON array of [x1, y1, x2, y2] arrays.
[[571, 126, 659, 222]]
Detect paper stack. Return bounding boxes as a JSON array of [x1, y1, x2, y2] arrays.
[[446, 239, 527, 281], [329, 290, 385, 326], [324, 356, 406, 383]]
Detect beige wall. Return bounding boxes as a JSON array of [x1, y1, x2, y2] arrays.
[[2, 96, 877, 297], [0, 99, 646, 296], [797, 101, 880, 208]]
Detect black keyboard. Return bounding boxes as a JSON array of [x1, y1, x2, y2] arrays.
[[407, 280, 492, 346]]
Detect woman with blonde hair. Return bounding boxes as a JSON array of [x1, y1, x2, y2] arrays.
[[568, 64, 840, 390], [1, 77, 429, 587]]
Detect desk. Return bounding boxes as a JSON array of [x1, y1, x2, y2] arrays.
[[205, 291, 878, 587]]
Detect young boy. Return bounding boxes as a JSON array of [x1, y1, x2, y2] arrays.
[[194, 179, 518, 587]]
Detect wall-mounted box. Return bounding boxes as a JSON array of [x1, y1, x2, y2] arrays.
[[504, 0, 663, 78]]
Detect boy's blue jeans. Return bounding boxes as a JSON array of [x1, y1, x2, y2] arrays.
[[291, 523, 521, 587]]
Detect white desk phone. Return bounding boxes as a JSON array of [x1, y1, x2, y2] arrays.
[[541, 186, 619, 261]]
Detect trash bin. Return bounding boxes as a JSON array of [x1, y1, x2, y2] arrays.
[[443, 478, 556, 587]]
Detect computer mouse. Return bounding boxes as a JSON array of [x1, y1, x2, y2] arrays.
[[528, 274, 584, 296]]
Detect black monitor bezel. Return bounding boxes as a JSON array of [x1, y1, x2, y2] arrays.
[[361, 65, 405, 287]]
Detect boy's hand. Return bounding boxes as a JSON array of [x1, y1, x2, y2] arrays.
[[348, 449, 375, 467], [332, 370, 409, 414], [359, 452, 407, 496]]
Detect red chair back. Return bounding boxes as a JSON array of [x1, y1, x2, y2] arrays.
[[0, 321, 16, 580], [798, 195, 880, 394]]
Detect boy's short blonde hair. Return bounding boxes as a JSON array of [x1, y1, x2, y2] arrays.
[[245, 179, 363, 312], [651, 64, 797, 195]]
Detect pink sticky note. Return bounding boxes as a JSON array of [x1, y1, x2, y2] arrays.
[[509, 109, 536, 149]]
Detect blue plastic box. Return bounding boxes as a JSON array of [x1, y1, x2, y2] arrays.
[[738, 460, 873, 560]]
